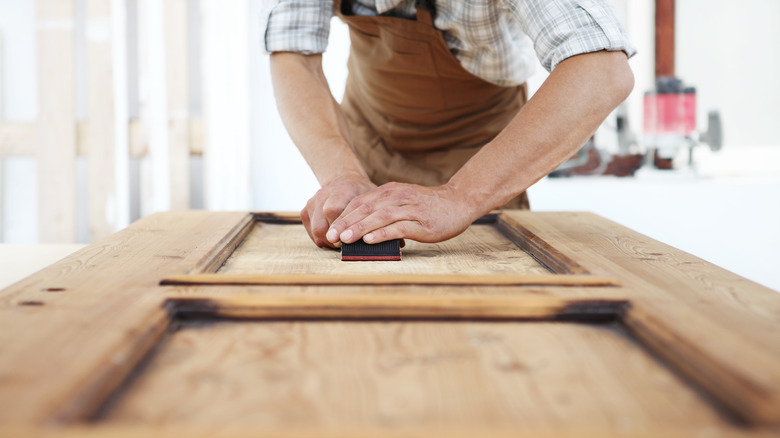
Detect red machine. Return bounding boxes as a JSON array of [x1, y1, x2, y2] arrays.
[[643, 76, 722, 169]]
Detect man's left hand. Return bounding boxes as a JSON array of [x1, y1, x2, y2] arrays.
[[325, 182, 477, 245]]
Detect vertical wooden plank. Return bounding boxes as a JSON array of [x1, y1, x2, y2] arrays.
[[164, 0, 190, 210], [0, 31, 4, 119], [36, 0, 77, 243], [655, 0, 675, 77], [0, 31, 5, 239], [137, 0, 170, 216], [111, 0, 130, 231], [85, 0, 129, 241], [200, 0, 251, 211]]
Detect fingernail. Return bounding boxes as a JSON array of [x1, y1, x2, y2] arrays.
[[326, 228, 338, 242], [340, 229, 353, 242], [364, 233, 374, 243]]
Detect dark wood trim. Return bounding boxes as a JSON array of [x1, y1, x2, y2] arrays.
[[656, 0, 675, 77]]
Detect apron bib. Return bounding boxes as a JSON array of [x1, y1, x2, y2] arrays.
[[337, 0, 529, 208]]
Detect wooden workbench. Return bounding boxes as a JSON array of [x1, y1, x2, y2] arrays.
[[1, 210, 779, 437]]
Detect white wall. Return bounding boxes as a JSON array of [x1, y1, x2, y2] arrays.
[[0, 0, 37, 242], [677, 0, 780, 146], [0, 0, 37, 121]]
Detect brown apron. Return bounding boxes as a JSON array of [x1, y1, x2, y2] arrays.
[[336, 0, 530, 209]]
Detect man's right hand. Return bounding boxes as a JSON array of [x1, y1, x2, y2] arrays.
[[301, 174, 377, 248]]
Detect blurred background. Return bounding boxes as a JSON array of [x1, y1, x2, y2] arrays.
[[0, 0, 778, 290]]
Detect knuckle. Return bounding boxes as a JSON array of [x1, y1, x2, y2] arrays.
[[312, 221, 328, 236], [351, 222, 366, 234], [330, 218, 346, 232], [322, 203, 342, 220], [376, 207, 394, 222], [358, 202, 373, 215]]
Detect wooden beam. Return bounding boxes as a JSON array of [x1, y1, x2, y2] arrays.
[[655, 0, 675, 77], [0, 123, 35, 156], [0, 31, 4, 119], [0, 31, 5, 239], [36, 0, 77, 242], [0, 119, 202, 158], [170, 294, 627, 320], [161, 273, 622, 287]]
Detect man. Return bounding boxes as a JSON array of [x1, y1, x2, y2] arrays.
[[266, 0, 635, 248]]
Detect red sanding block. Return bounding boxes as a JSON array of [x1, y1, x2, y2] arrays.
[[341, 238, 402, 261]]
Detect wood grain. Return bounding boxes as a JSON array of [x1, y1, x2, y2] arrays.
[[497, 214, 589, 275], [163, 273, 621, 287], [217, 222, 553, 276], [624, 301, 780, 425], [96, 320, 739, 434], [502, 211, 780, 359], [0, 211, 248, 425]]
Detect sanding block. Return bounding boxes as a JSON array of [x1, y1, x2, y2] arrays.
[[341, 238, 402, 261]]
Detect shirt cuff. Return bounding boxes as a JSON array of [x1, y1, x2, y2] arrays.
[[264, 0, 333, 54]]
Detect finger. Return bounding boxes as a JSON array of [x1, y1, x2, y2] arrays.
[[362, 220, 423, 244], [337, 206, 410, 244], [321, 190, 352, 226], [310, 197, 338, 249], [327, 182, 415, 244], [301, 201, 328, 248]]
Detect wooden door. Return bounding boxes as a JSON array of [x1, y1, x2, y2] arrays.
[[1, 211, 779, 437]]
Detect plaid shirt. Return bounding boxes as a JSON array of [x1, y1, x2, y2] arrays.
[[263, 0, 636, 87]]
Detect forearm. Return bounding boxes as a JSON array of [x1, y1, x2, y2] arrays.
[[448, 50, 635, 216], [269, 52, 368, 186]]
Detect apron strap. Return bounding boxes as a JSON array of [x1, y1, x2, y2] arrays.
[[415, 0, 436, 26]]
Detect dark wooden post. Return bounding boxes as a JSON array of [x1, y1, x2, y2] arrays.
[[655, 0, 675, 78]]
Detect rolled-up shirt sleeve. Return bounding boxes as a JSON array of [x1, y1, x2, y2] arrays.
[[505, 0, 637, 72], [263, 0, 333, 54]]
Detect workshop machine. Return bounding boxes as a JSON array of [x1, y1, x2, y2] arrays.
[[642, 76, 723, 169], [551, 76, 723, 177]]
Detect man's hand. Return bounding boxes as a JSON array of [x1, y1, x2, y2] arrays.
[[324, 182, 477, 246], [302, 175, 377, 248]]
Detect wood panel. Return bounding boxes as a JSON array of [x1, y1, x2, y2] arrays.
[[2, 211, 780, 436], [96, 320, 736, 434], [162, 213, 619, 286], [0, 211, 248, 425], [36, 0, 77, 242], [503, 211, 780, 359], [220, 222, 551, 276]]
